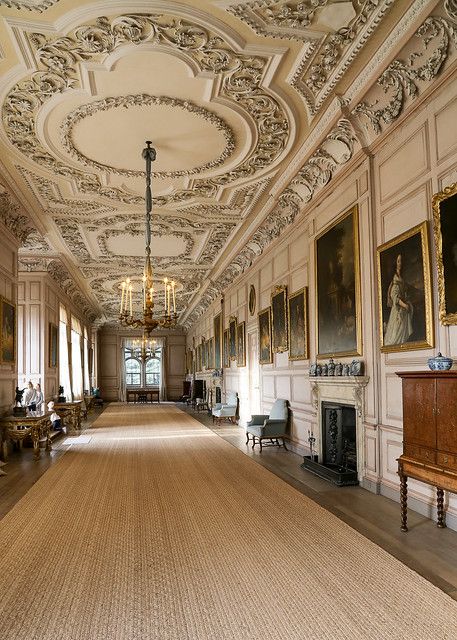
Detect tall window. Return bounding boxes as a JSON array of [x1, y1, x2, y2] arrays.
[[125, 358, 141, 386], [59, 305, 72, 401], [124, 346, 161, 387], [83, 327, 90, 393], [71, 316, 83, 401]]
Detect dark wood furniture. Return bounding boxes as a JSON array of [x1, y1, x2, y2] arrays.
[[397, 370, 457, 532], [126, 388, 159, 403]]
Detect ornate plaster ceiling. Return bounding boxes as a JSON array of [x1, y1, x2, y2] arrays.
[[0, 0, 450, 328]]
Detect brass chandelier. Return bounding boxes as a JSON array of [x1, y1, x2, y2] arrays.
[[119, 141, 178, 335]]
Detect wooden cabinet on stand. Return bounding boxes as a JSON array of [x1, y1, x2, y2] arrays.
[[397, 371, 457, 532]]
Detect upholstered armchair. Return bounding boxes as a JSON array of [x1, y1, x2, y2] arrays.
[[212, 391, 239, 425], [245, 399, 289, 451]]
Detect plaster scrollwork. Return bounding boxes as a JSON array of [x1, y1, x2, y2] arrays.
[[353, 384, 364, 419], [0, 185, 35, 243], [227, 0, 327, 41], [353, 12, 457, 134], [0, 0, 59, 11], [61, 94, 235, 178], [18, 256, 53, 272], [47, 259, 98, 322], [20, 230, 51, 253], [4, 13, 289, 206]]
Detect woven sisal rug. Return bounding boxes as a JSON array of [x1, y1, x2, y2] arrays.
[[0, 403, 456, 639]]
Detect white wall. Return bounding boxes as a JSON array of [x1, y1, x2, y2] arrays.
[[187, 67, 457, 527]]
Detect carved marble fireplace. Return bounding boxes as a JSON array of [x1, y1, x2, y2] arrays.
[[308, 376, 370, 481]]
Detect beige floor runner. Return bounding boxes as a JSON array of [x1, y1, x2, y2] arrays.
[[0, 403, 456, 640]]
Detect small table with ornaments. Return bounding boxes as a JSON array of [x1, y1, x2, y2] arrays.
[[0, 410, 53, 461]]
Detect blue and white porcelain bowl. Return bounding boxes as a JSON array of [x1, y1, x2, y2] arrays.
[[428, 353, 453, 371]]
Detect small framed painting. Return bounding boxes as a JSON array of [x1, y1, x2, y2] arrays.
[[288, 288, 308, 361], [271, 285, 288, 353], [49, 322, 58, 368], [0, 296, 16, 364], [229, 316, 237, 361], [377, 221, 433, 352], [258, 307, 272, 365], [236, 321, 246, 367], [208, 337, 215, 370], [223, 328, 230, 368]]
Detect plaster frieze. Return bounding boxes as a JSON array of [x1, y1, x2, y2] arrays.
[[61, 94, 235, 179], [353, 8, 457, 136], [19, 229, 52, 253], [18, 256, 53, 272], [3, 13, 290, 206]]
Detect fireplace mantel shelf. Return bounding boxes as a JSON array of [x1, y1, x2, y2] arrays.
[[309, 376, 370, 418]]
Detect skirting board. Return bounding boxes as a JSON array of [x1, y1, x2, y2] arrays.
[[381, 483, 457, 533]]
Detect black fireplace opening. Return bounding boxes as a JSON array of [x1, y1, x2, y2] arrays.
[[301, 402, 358, 486], [322, 402, 357, 473]]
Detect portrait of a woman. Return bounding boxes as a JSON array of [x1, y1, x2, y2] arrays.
[[384, 254, 413, 346]]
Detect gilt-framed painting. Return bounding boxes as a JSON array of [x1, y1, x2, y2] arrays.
[[271, 285, 288, 353], [258, 307, 272, 365], [49, 322, 58, 368], [236, 321, 246, 367], [208, 337, 215, 370], [288, 288, 308, 361], [0, 296, 16, 365], [214, 312, 222, 369], [223, 328, 230, 368], [196, 343, 202, 372], [377, 221, 433, 353], [229, 316, 237, 361], [315, 205, 362, 357], [433, 182, 457, 324], [202, 339, 208, 370]]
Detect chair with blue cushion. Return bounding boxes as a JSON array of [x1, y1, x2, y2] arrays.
[[245, 399, 289, 451], [212, 391, 239, 425]]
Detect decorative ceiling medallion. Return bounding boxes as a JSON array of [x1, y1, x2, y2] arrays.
[[3, 13, 289, 207], [0, 0, 59, 11], [61, 94, 236, 178], [97, 226, 195, 260]]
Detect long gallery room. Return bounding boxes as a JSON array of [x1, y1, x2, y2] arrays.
[[1, 0, 457, 638]]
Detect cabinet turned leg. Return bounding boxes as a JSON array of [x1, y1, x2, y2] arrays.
[[437, 488, 446, 529], [400, 475, 408, 532]]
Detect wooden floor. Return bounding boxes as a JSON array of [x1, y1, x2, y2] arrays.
[[1, 402, 457, 603], [183, 404, 457, 602]]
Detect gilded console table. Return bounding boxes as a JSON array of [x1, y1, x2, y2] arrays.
[[1, 412, 52, 461], [54, 401, 83, 433]]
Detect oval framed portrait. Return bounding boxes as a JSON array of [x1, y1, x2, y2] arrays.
[[248, 285, 256, 316]]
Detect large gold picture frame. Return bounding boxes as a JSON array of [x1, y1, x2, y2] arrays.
[[236, 321, 246, 367], [223, 328, 230, 368], [288, 287, 308, 361], [229, 316, 237, 361], [271, 285, 288, 353], [315, 205, 362, 358], [433, 181, 457, 324], [0, 296, 16, 365], [214, 312, 222, 369], [258, 307, 272, 365], [377, 221, 433, 353]]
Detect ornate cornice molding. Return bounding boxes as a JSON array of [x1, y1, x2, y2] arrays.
[[3, 13, 290, 206], [61, 94, 235, 178]]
